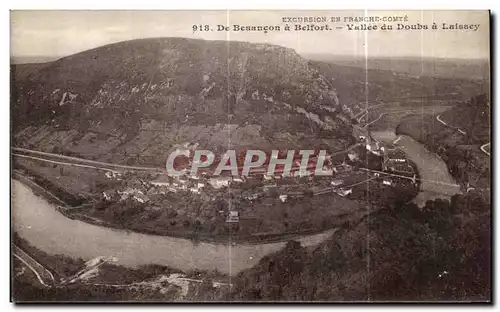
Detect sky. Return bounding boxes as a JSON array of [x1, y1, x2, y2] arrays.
[[11, 10, 490, 60]]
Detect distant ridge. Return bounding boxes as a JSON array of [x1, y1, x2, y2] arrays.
[[303, 54, 489, 80], [11, 56, 61, 65]]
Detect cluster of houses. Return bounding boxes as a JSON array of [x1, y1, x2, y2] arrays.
[[383, 147, 416, 177], [329, 179, 354, 197], [98, 132, 416, 226]]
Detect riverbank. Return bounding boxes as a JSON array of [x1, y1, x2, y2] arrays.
[[12, 179, 336, 275], [12, 120, 456, 276], [371, 130, 461, 207], [397, 111, 490, 193], [13, 167, 352, 245], [14, 151, 381, 246]]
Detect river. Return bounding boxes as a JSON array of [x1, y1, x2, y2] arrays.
[[371, 130, 461, 207], [12, 180, 335, 275], [12, 129, 460, 275]]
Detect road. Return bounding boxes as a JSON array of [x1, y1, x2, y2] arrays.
[[363, 108, 439, 129], [360, 167, 457, 188], [353, 103, 387, 119], [14, 143, 382, 201], [13, 144, 363, 177], [436, 114, 450, 128], [12, 147, 161, 172], [14, 242, 229, 293], [436, 114, 467, 135], [13, 244, 55, 287], [364, 112, 387, 128], [13, 153, 121, 173], [311, 175, 379, 196], [436, 114, 490, 156], [481, 142, 491, 156]]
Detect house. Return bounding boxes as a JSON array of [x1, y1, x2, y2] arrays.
[[244, 193, 260, 201], [335, 188, 352, 197], [189, 187, 200, 194], [102, 192, 112, 201], [151, 181, 170, 187], [331, 179, 343, 186], [208, 177, 231, 189], [251, 90, 260, 100], [383, 179, 393, 186], [226, 211, 239, 223], [387, 149, 407, 163], [263, 174, 273, 181], [389, 157, 406, 163], [117, 188, 149, 203], [388, 162, 414, 176], [133, 193, 149, 203], [263, 94, 274, 102], [105, 171, 121, 179], [348, 151, 359, 161], [232, 177, 244, 183], [279, 195, 288, 203]]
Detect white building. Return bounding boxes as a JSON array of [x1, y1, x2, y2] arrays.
[[226, 211, 239, 223], [133, 194, 149, 203], [189, 187, 200, 194], [331, 179, 344, 186], [336, 188, 352, 197], [348, 151, 359, 161], [208, 177, 231, 189], [232, 177, 244, 183], [151, 181, 170, 187], [263, 174, 273, 181]]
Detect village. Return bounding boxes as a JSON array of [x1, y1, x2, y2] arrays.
[[95, 131, 418, 232]]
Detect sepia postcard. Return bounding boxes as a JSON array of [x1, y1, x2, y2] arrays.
[[10, 10, 491, 302]]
